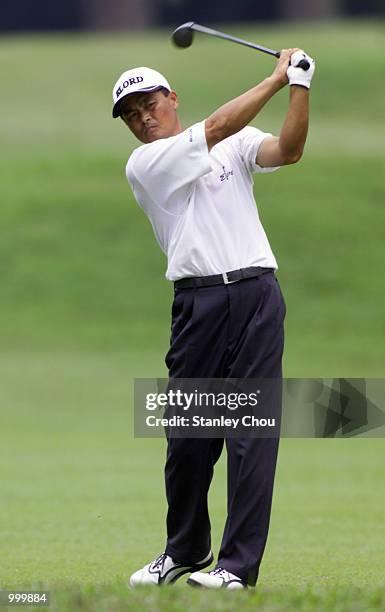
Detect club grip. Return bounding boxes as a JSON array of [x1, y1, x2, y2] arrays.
[[277, 51, 311, 71], [297, 59, 310, 71]]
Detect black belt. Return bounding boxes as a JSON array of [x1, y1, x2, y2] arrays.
[[174, 266, 274, 289]]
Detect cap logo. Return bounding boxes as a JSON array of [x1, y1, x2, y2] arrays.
[[116, 76, 144, 99]]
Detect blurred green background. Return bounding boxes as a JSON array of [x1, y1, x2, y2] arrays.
[[0, 20, 384, 611]]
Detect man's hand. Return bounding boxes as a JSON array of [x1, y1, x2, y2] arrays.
[[287, 50, 315, 89], [271, 48, 300, 88]]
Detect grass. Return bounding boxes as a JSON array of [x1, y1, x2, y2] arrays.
[[1, 20, 385, 373], [0, 19, 384, 611], [0, 352, 384, 610]]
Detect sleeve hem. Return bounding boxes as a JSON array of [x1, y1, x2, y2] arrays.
[[191, 120, 210, 158], [250, 133, 281, 174]]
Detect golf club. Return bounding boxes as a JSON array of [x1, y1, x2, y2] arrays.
[[172, 22, 310, 71]]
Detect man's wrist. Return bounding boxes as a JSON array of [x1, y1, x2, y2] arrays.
[[290, 84, 310, 91], [266, 74, 287, 92]]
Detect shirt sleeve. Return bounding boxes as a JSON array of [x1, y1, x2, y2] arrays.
[[126, 121, 212, 214], [235, 126, 280, 174]]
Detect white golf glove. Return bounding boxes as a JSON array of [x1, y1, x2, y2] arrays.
[[287, 50, 315, 89]]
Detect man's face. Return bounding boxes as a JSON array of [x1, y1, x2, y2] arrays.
[[120, 89, 181, 143]]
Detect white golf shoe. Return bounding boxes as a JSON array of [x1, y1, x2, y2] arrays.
[[129, 550, 213, 586], [187, 566, 247, 589]]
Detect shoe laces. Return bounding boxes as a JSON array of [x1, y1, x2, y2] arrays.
[[210, 567, 227, 577], [151, 553, 167, 571]]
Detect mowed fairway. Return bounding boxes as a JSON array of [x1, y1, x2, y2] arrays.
[[0, 20, 384, 611]]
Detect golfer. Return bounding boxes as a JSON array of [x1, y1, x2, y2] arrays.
[[112, 49, 315, 589]]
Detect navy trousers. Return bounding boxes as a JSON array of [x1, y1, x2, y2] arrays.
[[164, 271, 286, 586]]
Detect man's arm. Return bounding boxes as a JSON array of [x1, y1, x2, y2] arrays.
[[205, 49, 314, 166], [256, 85, 309, 167]]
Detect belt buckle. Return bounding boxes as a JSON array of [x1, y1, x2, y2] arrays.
[[222, 272, 236, 285]]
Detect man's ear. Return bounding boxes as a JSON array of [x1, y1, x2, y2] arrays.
[[170, 91, 179, 110]]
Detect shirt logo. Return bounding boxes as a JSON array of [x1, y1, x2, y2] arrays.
[[219, 165, 234, 182]]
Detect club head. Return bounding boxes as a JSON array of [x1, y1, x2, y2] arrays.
[[171, 22, 195, 48]]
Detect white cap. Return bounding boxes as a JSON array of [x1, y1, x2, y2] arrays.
[[112, 67, 172, 118]]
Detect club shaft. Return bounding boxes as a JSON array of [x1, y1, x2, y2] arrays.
[[191, 23, 280, 58]]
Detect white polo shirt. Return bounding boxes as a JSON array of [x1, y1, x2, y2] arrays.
[[126, 121, 279, 281]]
